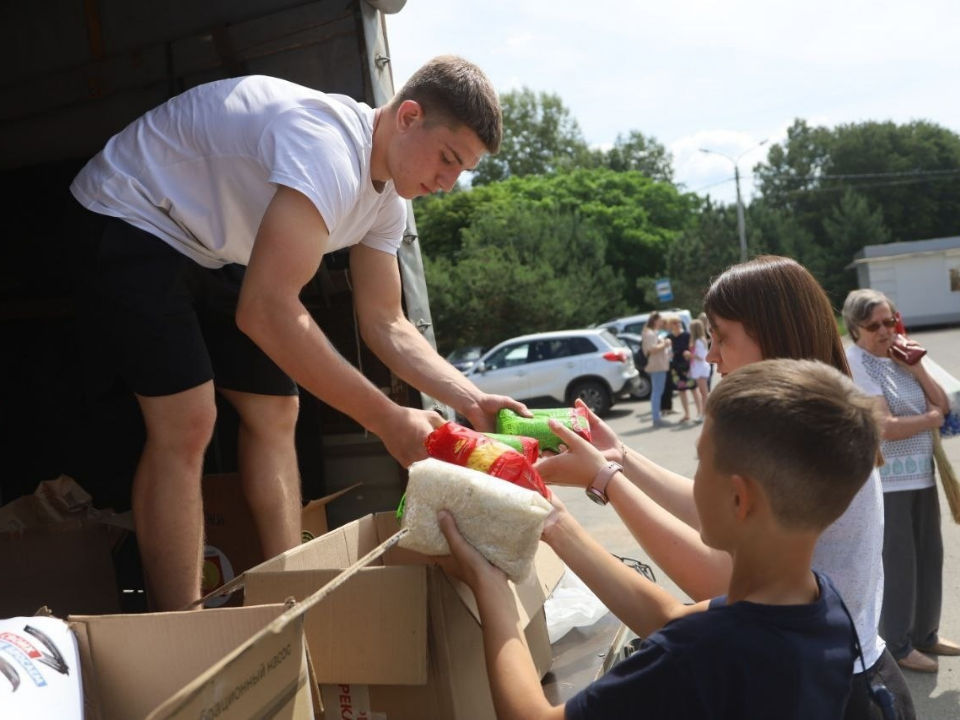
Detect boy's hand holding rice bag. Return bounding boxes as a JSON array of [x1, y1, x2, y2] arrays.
[[399, 458, 552, 582]]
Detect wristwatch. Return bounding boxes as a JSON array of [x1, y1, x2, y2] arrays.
[[585, 461, 623, 506]]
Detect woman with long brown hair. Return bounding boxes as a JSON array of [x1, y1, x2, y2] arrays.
[[539, 256, 914, 719]]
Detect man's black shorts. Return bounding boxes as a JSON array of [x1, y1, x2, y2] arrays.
[[74, 204, 297, 398]]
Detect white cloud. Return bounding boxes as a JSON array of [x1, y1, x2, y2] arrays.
[[385, 0, 960, 207]]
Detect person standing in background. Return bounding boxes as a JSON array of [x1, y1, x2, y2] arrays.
[[687, 319, 710, 423], [698, 311, 714, 390], [666, 314, 693, 422], [843, 289, 957, 674], [641, 311, 671, 427]]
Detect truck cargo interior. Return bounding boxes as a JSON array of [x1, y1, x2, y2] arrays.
[[0, 0, 434, 612]]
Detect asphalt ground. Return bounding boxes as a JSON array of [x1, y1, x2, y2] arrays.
[[554, 326, 960, 718]]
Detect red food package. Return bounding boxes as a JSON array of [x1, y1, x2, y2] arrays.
[[482, 433, 540, 464], [424, 423, 549, 498]]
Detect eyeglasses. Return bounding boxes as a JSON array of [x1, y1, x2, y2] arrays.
[[612, 554, 657, 583], [859, 317, 897, 333]]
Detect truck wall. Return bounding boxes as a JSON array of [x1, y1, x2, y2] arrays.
[[0, 0, 429, 528]]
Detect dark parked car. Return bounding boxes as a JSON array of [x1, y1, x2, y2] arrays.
[[446, 345, 487, 373], [616, 332, 652, 401]]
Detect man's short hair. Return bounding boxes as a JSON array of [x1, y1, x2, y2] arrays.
[[706, 359, 881, 531], [392, 55, 502, 153]]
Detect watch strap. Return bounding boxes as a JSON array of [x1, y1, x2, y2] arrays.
[[585, 461, 623, 505]]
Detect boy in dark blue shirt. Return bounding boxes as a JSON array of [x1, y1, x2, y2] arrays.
[[437, 359, 881, 719]]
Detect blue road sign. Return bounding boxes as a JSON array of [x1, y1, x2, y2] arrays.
[[656, 278, 674, 303]]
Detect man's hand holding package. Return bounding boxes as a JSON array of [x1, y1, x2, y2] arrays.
[[376, 406, 446, 468], [461, 393, 532, 432]]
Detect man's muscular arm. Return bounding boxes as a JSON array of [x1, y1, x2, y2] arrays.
[[350, 242, 528, 431], [237, 186, 442, 466]]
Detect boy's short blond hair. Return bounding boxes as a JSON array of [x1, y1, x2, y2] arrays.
[[392, 55, 502, 153], [706, 359, 881, 531]]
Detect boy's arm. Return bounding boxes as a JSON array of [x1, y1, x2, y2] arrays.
[[537, 419, 732, 601], [349, 242, 529, 431], [436, 512, 567, 720], [238, 186, 444, 467]]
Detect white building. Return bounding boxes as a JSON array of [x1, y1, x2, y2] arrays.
[[848, 236, 960, 328]]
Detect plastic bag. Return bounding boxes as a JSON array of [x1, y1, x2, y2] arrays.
[[923, 356, 960, 439], [544, 568, 609, 643]]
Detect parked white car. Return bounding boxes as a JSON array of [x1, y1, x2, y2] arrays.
[[464, 329, 640, 416]]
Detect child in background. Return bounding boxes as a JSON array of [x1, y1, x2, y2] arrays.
[[686, 318, 710, 422], [437, 359, 880, 719]]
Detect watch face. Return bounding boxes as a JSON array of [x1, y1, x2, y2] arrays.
[[585, 487, 608, 506]]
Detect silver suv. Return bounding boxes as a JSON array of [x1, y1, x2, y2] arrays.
[[464, 329, 639, 416], [598, 308, 692, 336]]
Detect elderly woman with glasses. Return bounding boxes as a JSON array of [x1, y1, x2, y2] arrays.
[[842, 288, 955, 675]]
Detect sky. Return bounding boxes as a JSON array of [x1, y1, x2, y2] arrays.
[[384, 0, 960, 205]]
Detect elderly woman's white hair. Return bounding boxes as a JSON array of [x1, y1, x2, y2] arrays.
[[842, 289, 896, 342]]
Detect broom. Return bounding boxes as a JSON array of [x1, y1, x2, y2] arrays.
[[932, 428, 960, 524]]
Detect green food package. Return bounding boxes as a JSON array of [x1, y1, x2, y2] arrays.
[[495, 407, 592, 454]]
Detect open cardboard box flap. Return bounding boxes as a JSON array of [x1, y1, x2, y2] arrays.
[[300, 483, 361, 541], [245, 514, 428, 686], [202, 476, 361, 607], [243, 512, 565, 689], [69, 604, 315, 719]]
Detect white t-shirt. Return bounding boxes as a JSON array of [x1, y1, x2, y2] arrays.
[[70, 75, 407, 269], [812, 468, 886, 671]]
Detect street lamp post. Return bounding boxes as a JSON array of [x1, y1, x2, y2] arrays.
[[699, 140, 768, 262]]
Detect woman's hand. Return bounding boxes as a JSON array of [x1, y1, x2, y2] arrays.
[[539, 489, 571, 545], [573, 398, 621, 461], [925, 406, 945, 429], [535, 416, 610, 489]]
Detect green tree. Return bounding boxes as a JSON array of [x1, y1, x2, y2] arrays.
[[816, 189, 890, 302], [415, 168, 698, 310], [471, 88, 591, 185], [600, 130, 674, 183], [424, 204, 628, 352], [656, 200, 740, 311], [756, 119, 960, 245]]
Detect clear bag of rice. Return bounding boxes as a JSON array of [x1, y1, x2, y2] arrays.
[[399, 458, 553, 583]]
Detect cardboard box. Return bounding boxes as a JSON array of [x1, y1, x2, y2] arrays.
[[0, 476, 125, 618], [202, 474, 358, 607], [0, 520, 120, 618], [243, 512, 565, 720], [69, 603, 316, 719]]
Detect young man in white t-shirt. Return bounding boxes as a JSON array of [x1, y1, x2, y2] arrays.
[[69, 55, 526, 610]]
